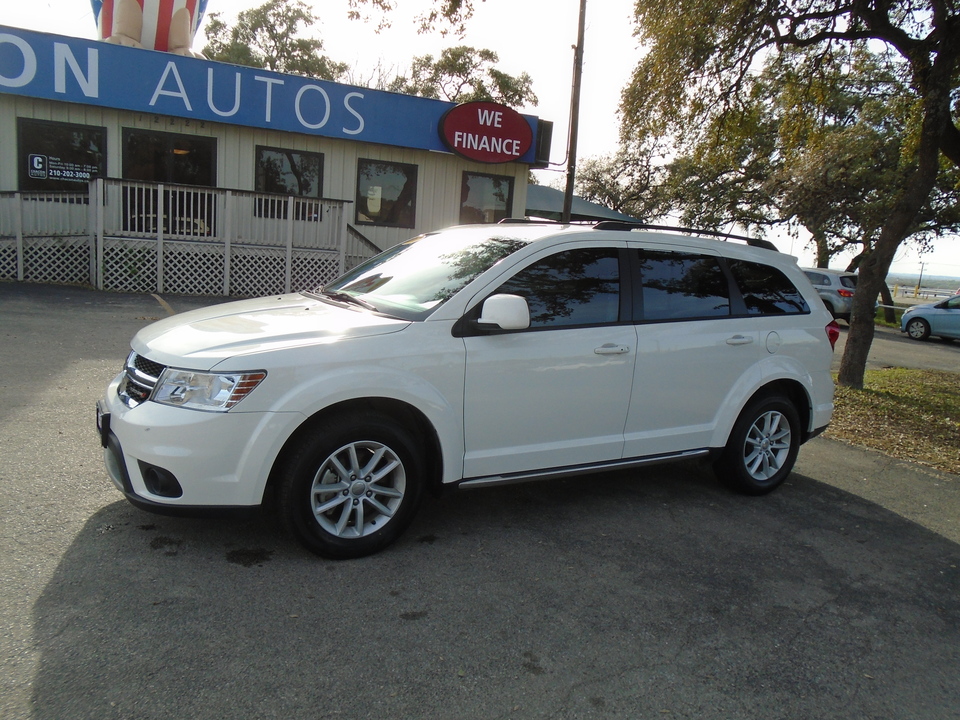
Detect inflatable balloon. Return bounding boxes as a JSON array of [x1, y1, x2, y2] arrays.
[[90, 0, 209, 57]]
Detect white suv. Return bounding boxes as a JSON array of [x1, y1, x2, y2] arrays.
[[97, 223, 838, 558]]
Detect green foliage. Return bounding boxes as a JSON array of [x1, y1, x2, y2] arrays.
[[347, 0, 476, 35], [203, 0, 347, 81], [573, 140, 670, 220], [388, 47, 537, 107], [621, 9, 960, 265]]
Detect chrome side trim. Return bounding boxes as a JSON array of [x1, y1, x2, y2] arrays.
[[457, 449, 711, 489]]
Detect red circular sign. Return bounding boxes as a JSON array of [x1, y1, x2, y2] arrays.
[[439, 101, 534, 164]]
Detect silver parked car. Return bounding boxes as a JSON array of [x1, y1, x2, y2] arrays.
[[802, 268, 858, 322], [901, 294, 960, 341]]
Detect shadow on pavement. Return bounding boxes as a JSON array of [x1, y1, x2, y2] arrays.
[[30, 463, 960, 720]]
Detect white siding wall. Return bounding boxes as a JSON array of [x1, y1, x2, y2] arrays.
[[1, 95, 530, 252]]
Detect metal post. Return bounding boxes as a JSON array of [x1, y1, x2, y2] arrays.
[[156, 183, 164, 293], [92, 178, 105, 288], [285, 195, 294, 293], [14, 192, 24, 281], [562, 0, 587, 223], [222, 190, 232, 295]]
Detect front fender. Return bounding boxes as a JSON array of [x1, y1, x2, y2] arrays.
[[218, 327, 468, 486]]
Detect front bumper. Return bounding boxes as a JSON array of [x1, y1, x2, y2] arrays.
[[97, 376, 301, 513]]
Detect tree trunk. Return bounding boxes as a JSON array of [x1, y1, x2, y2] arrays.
[[878, 282, 896, 324], [836, 39, 957, 389], [814, 231, 829, 267]]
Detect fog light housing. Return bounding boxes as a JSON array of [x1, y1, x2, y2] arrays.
[[139, 462, 184, 498]]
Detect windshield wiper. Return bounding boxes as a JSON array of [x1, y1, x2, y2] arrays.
[[319, 289, 378, 312]]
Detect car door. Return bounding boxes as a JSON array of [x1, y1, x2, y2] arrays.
[[622, 248, 763, 458], [461, 245, 637, 479], [932, 296, 960, 337]]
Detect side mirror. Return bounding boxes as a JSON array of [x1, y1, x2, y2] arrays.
[[477, 294, 530, 330]]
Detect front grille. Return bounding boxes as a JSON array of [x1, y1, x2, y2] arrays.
[[133, 354, 165, 379], [118, 351, 167, 408]]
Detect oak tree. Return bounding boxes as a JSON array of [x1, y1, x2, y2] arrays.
[[203, 0, 347, 80], [621, 0, 960, 388]]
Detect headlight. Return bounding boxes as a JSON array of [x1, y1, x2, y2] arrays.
[[152, 369, 267, 411]]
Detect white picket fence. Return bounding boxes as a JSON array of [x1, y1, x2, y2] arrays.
[[0, 179, 379, 296]]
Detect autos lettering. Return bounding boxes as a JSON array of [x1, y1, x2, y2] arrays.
[[0, 28, 368, 135], [1, 25, 539, 160]]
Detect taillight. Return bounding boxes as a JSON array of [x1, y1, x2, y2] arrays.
[[837, 288, 854, 297], [826, 320, 841, 350]]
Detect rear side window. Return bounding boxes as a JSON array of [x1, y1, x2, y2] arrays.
[[839, 275, 857, 289], [728, 260, 810, 315], [637, 250, 730, 321], [496, 248, 621, 328], [804, 271, 828, 286]]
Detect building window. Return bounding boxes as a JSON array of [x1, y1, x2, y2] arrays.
[[460, 172, 514, 224], [255, 146, 323, 221], [17, 118, 106, 192], [122, 128, 216, 186], [356, 159, 418, 228], [121, 129, 217, 236]]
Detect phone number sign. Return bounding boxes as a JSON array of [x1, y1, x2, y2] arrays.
[[27, 154, 99, 183]]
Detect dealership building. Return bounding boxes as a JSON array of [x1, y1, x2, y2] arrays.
[[0, 24, 554, 296]]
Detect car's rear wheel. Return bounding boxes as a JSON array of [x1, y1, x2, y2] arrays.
[[905, 317, 931, 340], [714, 395, 800, 495], [279, 412, 424, 559]]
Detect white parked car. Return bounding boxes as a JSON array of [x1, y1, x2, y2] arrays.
[[97, 223, 839, 558]]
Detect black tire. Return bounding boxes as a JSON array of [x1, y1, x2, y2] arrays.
[[714, 395, 801, 496], [278, 412, 424, 559], [905, 317, 931, 341], [823, 301, 836, 318]]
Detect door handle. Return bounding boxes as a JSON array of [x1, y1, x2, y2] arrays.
[[595, 344, 630, 355], [725, 335, 754, 346]]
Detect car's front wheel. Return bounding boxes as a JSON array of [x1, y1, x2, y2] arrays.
[[714, 395, 800, 495], [905, 317, 931, 341], [279, 412, 424, 559]]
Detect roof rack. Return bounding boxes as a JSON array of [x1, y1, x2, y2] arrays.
[[591, 221, 779, 252], [496, 217, 780, 252]]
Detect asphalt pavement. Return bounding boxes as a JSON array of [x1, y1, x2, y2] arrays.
[[2, 281, 958, 720]]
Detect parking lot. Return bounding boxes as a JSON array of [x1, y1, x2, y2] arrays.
[[2, 281, 959, 720]]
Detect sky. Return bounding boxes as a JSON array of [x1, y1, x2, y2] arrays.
[[2, 0, 958, 279]]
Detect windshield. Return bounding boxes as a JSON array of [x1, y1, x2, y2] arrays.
[[315, 229, 529, 320]]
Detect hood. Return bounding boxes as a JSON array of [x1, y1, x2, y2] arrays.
[[131, 293, 409, 368], [903, 300, 940, 314]]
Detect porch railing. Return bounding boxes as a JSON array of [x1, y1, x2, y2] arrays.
[[0, 179, 378, 297]]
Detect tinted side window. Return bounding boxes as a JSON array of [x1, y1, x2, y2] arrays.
[[728, 260, 810, 315], [496, 248, 620, 328], [638, 250, 730, 321], [804, 271, 828, 286]]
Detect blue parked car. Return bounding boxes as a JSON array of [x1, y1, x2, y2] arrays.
[[900, 294, 960, 341]]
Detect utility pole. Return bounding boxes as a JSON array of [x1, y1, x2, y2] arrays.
[[561, 0, 587, 224]]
